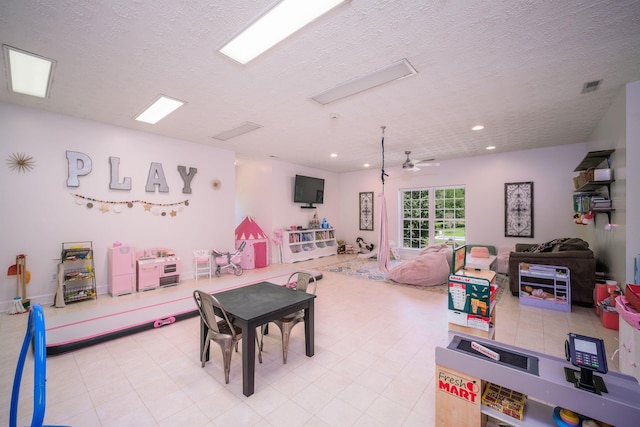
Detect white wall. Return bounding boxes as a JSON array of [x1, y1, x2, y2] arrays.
[[585, 86, 627, 281], [236, 158, 339, 264], [337, 143, 590, 254], [586, 80, 640, 284], [0, 103, 237, 307], [627, 81, 640, 283]]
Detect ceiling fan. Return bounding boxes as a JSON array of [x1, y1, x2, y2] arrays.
[[402, 151, 439, 171]]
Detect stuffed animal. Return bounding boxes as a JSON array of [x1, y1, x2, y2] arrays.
[[356, 237, 374, 253]]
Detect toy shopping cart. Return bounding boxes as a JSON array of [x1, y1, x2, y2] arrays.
[[212, 241, 246, 277]]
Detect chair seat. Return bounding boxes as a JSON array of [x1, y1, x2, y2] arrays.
[[217, 321, 242, 336], [278, 310, 304, 322]]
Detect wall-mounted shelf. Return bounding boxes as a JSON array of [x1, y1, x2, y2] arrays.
[[574, 179, 614, 193], [573, 150, 615, 225], [573, 149, 614, 171]]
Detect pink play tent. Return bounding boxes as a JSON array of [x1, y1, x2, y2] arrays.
[[235, 217, 269, 269]]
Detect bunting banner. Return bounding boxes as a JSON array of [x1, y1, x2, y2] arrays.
[[71, 193, 189, 217]]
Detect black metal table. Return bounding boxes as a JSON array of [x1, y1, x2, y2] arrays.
[[201, 281, 316, 396]]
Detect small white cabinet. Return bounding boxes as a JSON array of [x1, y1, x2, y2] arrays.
[[619, 315, 640, 381], [282, 229, 337, 263], [519, 263, 570, 312]]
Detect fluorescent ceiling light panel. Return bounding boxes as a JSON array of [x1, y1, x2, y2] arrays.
[[135, 95, 185, 124], [3, 45, 56, 98], [310, 58, 417, 105], [219, 0, 347, 64], [212, 122, 263, 141]]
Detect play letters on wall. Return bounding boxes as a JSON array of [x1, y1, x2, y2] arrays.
[[65, 151, 197, 194]]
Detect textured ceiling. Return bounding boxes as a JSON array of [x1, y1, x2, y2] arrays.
[[1, 1, 639, 173]]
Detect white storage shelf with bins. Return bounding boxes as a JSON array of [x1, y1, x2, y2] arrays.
[[519, 263, 570, 312], [282, 229, 337, 263]]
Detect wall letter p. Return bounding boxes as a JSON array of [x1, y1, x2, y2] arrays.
[[66, 151, 92, 187]]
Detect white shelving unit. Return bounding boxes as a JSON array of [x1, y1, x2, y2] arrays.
[[619, 313, 640, 381], [282, 228, 337, 263], [519, 263, 570, 312]]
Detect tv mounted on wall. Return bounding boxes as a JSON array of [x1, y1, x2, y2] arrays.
[[294, 174, 324, 208]]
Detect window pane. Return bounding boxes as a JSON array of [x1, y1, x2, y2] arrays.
[[401, 187, 464, 249]]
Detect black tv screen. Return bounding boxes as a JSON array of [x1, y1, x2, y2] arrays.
[[294, 175, 324, 206]]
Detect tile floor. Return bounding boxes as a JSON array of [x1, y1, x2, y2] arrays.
[[0, 255, 619, 426]]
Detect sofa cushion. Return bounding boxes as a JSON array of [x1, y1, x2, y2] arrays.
[[470, 246, 490, 258]]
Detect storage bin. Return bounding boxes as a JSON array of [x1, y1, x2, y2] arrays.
[[599, 308, 619, 330], [594, 168, 613, 181], [616, 295, 640, 330], [625, 284, 640, 312]]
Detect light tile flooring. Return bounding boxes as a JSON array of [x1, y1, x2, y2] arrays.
[[0, 256, 619, 426]]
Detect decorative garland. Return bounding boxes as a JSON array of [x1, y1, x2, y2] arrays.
[[72, 193, 189, 217]]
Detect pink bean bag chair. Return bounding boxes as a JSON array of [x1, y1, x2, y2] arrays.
[[388, 244, 452, 286]]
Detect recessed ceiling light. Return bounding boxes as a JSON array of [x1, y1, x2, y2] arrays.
[[3, 45, 56, 98], [135, 95, 185, 124], [363, 163, 370, 168], [212, 121, 263, 141], [310, 58, 417, 105], [330, 153, 338, 158], [486, 146, 496, 150], [472, 125, 484, 131], [219, 0, 348, 64]]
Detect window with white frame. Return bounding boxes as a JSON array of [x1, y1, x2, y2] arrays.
[[401, 186, 466, 249]]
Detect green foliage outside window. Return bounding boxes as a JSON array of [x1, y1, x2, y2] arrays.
[[401, 187, 465, 249]]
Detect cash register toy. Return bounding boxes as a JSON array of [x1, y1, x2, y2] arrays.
[[564, 332, 608, 394]]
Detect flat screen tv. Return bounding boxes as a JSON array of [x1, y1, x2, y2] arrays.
[[294, 175, 324, 208]]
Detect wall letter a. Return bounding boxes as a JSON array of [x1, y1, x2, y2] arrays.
[[145, 162, 169, 193]]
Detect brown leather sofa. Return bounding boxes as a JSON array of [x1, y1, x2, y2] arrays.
[[508, 238, 596, 306]]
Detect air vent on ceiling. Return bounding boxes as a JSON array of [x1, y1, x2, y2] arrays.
[[581, 79, 602, 94], [212, 122, 263, 141]]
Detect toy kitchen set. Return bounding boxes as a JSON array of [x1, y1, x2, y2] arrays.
[[108, 244, 181, 296]]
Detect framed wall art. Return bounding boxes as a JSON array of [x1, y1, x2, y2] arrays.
[[359, 192, 374, 231], [504, 182, 534, 238]]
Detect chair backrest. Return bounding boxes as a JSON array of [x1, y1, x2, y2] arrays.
[[193, 290, 236, 337], [287, 272, 317, 295], [193, 249, 211, 259]]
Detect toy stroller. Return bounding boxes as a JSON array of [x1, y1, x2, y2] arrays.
[[212, 241, 246, 277]]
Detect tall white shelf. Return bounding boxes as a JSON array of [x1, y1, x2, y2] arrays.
[[282, 229, 337, 263]]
